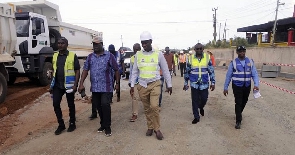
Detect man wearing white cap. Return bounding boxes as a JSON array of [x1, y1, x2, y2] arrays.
[[130, 31, 172, 140], [179, 50, 186, 77]]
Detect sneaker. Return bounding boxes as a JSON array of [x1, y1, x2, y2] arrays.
[[192, 118, 200, 124], [129, 115, 137, 122], [97, 127, 105, 133], [67, 123, 76, 132], [54, 125, 66, 135], [105, 128, 112, 137], [89, 114, 97, 120]]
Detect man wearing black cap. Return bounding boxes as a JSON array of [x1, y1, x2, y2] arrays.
[[49, 37, 81, 135], [223, 45, 259, 129]]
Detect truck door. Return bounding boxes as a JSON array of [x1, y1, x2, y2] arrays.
[[31, 17, 49, 53]]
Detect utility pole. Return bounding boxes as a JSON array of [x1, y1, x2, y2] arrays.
[[271, 0, 285, 46], [219, 23, 221, 41], [212, 7, 218, 44], [120, 35, 123, 47], [223, 19, 228, 40]]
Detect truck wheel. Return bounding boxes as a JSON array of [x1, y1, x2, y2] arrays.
[[0, 73, 7, 104], [7, 75, 16, 85], [49, 28, 61, 51], [39, 62, 52, 86]]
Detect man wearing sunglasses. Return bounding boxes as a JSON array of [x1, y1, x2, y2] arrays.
[[223, 46, 259, 129], [183, 43, 215, 124], [130, 31, 172, 140], [49, 37, 81, 135]]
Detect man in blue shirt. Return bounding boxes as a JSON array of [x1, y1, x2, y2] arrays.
[[109, 44, 125, 102], [78, 37, 120, 137], [183, 43, 216, 124], [223, 46, 259, 129]]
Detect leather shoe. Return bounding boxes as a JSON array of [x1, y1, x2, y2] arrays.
[[146, 129, 154, 136], [200, 108, 204, 116], [89, 114, 97, 120], [154, 130, 164, 140], [235, 122, 241, 129], [192, 118, 200, 124]]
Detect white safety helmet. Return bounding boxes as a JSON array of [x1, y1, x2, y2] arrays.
[[180, 50, 184, 54], [189, 51, 193, 54], [140, 31, 152, 41]]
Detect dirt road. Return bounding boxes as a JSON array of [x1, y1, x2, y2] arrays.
[[1, 68, 295, 155]]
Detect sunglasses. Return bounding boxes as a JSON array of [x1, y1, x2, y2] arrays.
[[195, 48, 202, 50], [57, 42, 66, 44], [237, 50, 246, 53]]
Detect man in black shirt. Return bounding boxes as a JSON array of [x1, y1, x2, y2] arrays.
[[49, 37, 80, 135]]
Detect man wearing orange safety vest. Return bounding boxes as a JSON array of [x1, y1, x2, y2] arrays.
[[179, 50, 186, 77]]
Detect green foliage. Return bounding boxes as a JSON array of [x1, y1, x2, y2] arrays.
[[204, 37, 255, 49]]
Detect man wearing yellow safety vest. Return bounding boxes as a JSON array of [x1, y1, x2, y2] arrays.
[[49, 37, 81, 135], [183, 43, 215, 124], [179, 50, 186, 77], [173, 51, 178, 76], [128, 43, 141, 122], [130, 31, 172, 140]]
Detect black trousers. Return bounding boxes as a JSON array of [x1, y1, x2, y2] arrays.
[[232, 84, 251, 123], [179, 63, 186, 77], [191, 88, 208, 119], [53, 86, 76, 126], [92, 92, 113, 129]]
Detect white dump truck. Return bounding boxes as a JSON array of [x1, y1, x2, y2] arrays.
[[0, 0, 102, 103], [0, 3, 16, 103]]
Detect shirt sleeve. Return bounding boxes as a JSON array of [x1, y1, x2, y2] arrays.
[[208, 59, 215, 85], [130, 54, 139, 87], [83, 54, 91, 71], [74, 54, 80, 71], [129, 62, 133, 84], [224, 61, 233, 90], [109, 54, 119, 71], [159, 52, 172, 87], [251, 60, 260, 87]]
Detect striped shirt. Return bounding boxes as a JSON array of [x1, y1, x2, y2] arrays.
[[83, 51, 119, 92]]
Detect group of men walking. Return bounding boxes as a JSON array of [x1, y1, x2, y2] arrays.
[[49, 31, 259, 140]]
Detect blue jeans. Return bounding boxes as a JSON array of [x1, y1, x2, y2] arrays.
[[159, 76, 164, 107]]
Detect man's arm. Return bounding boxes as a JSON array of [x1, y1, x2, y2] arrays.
[[79, 55, 90, 87], [224, 62, 233, 90], [120, 53, 125, 76], [251, 60, 259, 87], [130, 55, 139, 87], [172, 54, 175, 70], [73, 55, 80, 87], [207, 59, 215, 85], [129, 62, 133, 84], [159, 53, 172, 87], [184, 62, 190, 86]]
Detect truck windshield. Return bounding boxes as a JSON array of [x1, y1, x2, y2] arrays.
[[16, 19, 30, 37]]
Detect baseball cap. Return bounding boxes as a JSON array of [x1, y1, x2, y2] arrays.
[[92, 36, 103, 44], [236, 46, 246, 51]]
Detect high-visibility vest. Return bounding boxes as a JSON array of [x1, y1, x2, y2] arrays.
[[50, 51, 76, 89], [173, 54, 178, 65], [137, 51, 159, 79], [179, 54, 186, 63], [189, 53, 210, 83], [130, 55, 135, 65], [232, 57, 253, 87]]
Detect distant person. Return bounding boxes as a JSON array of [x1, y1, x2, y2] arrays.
[[128, 43, 141, 122], [179, 51, 186, 77], [49, 37, 80, 135], [109, 44, 125, 102], [130, 31, 172, 140], [163, 46, 175, 92], [207, 51, 216, 66], [78, 36, 120, 137], [173, 51, 178, 75], [223, 46, 259, 129], [183, 43, 215, 124]]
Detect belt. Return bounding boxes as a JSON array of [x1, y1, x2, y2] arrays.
[[147, 80, 160, 85]]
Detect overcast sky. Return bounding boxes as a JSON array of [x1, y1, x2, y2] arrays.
[[3, 0, 295, 50]]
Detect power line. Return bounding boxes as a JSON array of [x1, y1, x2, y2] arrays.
[[69, 20, 215, 25]]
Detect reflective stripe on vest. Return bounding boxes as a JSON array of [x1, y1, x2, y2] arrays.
[[232, 57, 253, 87], [137, 51, 159, 79], [51, 51, 76, 89], [189, 53, 210, 83]]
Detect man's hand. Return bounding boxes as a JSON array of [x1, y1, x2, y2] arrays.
[[78, 84, 85, 93], [183, 85, 189, 91], [167, 87, 172, 95], [128, 83, 131, 87], [253, 86, 259, 91], [210, 85, 215, 91], [115, 84, 120, 93], [48, 88, 53, 94], [223, 90, 228, 96], [130, 87, 134, 96], [72, 85, 77, 93]]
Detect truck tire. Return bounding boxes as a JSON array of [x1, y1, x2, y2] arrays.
[[0, 73, 7, 104], [49, 28, 61, 51], [38, 62, 52, 86], [7, 75, 16, 85]]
